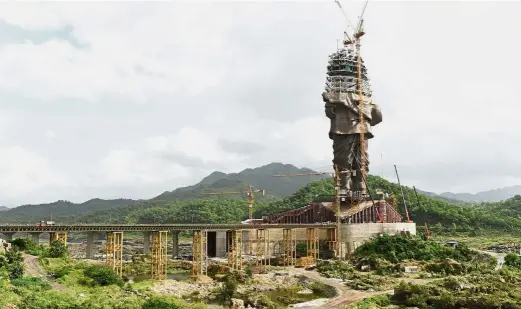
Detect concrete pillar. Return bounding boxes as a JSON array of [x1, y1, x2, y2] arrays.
[[215, 231, 227, 257], [2, 233, 15, 241], [171, 231, 179, 258], [30, 233, 41, 245], [143, 232, 150, 254], [86, 233, 95, 259]]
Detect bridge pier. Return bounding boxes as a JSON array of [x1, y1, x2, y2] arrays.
[[2, 233, 15, 242], [86, 232, 95, 259], [29, 232, 41, 245], [151, 231, 168, 280], [256, 229, 270, 267], [171, 231, 179, 258], [282, 229, 296, 267], [192, 230, 207, 277], [227, 230, 242, 271], [106, 232, 123, 278], [49, 232, 67, 246], [143, 232, 151, 254]]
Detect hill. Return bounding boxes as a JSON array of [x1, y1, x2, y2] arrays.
[[0, 162, 325, 223], [439, 185, 521, 202], [153, 162, 326, 200], [0, 206, 9, 211], [70, 175, 521, 236], [0, 198, 141, 223]]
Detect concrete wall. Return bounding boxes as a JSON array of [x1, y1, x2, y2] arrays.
[[213, 222, 416, 258], [341, 222, 417, 255]]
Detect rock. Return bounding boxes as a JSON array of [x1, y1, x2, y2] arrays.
[[404, 266, 419, 273], [297, 288, 313, 294], [275, 272, 289, 276], [79, 293, 85, 297], [361, 265, 370, 272], [231, 298, 245, 309]]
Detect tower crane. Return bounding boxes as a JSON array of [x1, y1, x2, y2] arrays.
[[203, 184, 265, 255], [203, 184, 265, 221]]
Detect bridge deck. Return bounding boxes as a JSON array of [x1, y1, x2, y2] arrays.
[[0, 223, 336, 233]]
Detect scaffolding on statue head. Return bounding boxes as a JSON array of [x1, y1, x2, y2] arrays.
[[151, 231, 168, 280]]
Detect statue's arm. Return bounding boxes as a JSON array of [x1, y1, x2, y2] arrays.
[[371, 104, 383, 126], [324, 103, 335, 119]]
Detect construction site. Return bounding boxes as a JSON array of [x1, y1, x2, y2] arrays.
[[0, 1, 416, 283]]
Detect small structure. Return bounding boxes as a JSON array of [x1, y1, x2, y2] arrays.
[[0, 239, 11, 253]]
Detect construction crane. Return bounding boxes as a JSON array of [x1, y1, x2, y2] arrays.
[[203, 184, 265, 221], [203, 185, 265, 255]]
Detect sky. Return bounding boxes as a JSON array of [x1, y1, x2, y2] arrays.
[[0, 1, 519, 206]]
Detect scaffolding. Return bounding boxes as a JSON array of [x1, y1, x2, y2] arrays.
[[256, 229, 270, 267], [192, 230, 207, 277], [105, 232, 123, 278], [282, 229, 296, 267], [49, 232, 67, 246], [228, 230, 243, 271], [151, 231, 168, 280], [306, 228, 320, 262], [326, 228, 337, 254]]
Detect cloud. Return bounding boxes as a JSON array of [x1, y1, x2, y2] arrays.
[[0, 1, 519, 205]]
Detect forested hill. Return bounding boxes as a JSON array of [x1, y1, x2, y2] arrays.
[[70, 176, 521, 235], [153, 162, 326, 200], [0, 162, 326, 223]]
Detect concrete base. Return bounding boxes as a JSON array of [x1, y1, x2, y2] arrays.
[[341, 222, 417, 255]]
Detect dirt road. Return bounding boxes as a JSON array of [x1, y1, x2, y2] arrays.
[[23, 254, 65, 291], [290, 268, 392, 309]]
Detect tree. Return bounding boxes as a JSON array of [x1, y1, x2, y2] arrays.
[[84, 265, 119, 286], [48, 240, 67, 258], [219, 274, 238, 305], [9, 261, 25, 279]]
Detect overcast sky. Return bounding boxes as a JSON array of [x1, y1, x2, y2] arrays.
[[0, 1, 519, 206]]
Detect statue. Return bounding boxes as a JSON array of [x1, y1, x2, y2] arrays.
[[323, 91, 382, 195]]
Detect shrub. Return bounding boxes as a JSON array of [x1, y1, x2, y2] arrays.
[[505, 253, 521, 267], [10, 238, 37, 251], [48, 240, 68, 258], [84, 265, 119, 286], [11, 277, 51, 291], [142, 297, 181, 309]]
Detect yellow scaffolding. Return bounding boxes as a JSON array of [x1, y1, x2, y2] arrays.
[[282, 229, 296, 267], [326, 227, 338, 255], [228, 230, 243, 271], [151, 231, 168, 280], [105, 232, 123, 278], [49, 232, 67, 247], [192, 230, 207, 277], [256, 229, 270, 267], [306, 228, 320, 262]]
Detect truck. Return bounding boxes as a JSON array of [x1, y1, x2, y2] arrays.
[[35, 221, 55, 227]]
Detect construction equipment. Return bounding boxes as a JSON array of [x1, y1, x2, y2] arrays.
[[394, 165, 412, 223], [204, 185, 265, 254]]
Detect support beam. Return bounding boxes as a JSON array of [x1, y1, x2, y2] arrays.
[[282, 229, 296, 267], [143, 232, 151, 254], [86, 233, 95, 259], [326, 228, 338, 257], [50, 232, 67, 246], [30, 233, 40, 245], [256, 229, 270, 267], [106, 232, 123, 278], [306, 228, 319, 264], [151, 231, 168, 280], [171, 231, 179, 259], [192, 230, 207, 277], [227, 230, 242, 271]]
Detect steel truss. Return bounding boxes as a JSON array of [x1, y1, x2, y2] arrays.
[[282, 229, 296, 267], [192, 230, 207, 277], [49, 232, 68, 247], [256, 229, 270, 267], [151, 231, 168, 280], [306, 228, 320, 262], [228, 230, 243, 271], [106, 231, 123, 278]]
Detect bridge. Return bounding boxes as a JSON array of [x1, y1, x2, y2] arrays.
[[0, 222, 338, 280], [0, 223, 335, 233]]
